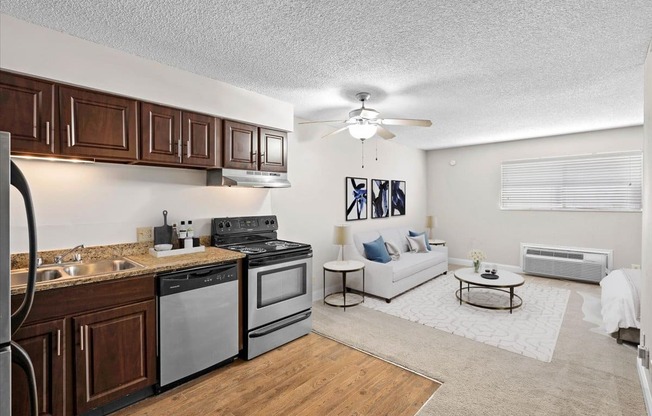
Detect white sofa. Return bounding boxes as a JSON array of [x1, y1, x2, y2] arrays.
[[343, 226, 448, 302]]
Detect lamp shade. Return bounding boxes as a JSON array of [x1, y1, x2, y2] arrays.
[[333, 224, 352, 245], [426, 215, 433, 228], [349, 122, 377, 140]]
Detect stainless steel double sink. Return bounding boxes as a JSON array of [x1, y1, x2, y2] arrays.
[[10, 258, 143, 287]]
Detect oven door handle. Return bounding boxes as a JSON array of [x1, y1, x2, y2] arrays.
[[248, 251, 312, 268], [249, 311, 312, 338]]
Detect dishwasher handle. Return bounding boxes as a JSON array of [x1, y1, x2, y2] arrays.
[[158, 263, 237, 296]]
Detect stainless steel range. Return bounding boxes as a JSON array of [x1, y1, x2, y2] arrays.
[[212, 215, 312, 360]]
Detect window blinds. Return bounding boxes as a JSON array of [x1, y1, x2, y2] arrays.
[[501, 151, 643, 211]]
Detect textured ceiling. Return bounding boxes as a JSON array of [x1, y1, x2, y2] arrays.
[[2, 1, 651, 150]]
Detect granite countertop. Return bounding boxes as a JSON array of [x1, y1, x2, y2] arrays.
[[10, 246, 245, 295]]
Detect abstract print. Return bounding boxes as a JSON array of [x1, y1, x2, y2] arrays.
[[371, 179, 390, 218], [391, 180, 406, 216], [346, 177, 367, 221]]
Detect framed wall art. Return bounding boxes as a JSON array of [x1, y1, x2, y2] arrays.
[[345, 177, 367, 221], [391, 180, 406, 216], [371, 179, 390, 219]]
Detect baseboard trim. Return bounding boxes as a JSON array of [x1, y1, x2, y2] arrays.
[[637, 358, 652, 415], [449, 257, 523, 274]]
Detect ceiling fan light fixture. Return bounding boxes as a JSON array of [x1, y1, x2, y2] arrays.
[[349, 121, 377, 140]]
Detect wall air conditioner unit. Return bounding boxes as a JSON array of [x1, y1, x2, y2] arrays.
[[521, 243, 612, 283]]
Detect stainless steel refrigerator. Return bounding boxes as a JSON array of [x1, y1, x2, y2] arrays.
[[1, 131, 38, 416]]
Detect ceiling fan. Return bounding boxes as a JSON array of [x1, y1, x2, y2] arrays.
[[300, 92, 432, 140]]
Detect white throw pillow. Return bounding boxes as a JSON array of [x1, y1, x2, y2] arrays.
[[406, 235, 429, 253], [385, 241, 401, 261]]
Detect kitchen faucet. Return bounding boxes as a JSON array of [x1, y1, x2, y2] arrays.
[[54, 244, 85, 264]]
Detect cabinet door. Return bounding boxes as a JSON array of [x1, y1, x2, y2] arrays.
[[73, 300, 156, 414], [12, 319, 65, 416], [0, 71, 56, 154], [223, 120, 257, 170], [182, 111, 219, 167], [141, 102, 182, 164], [259, 128, 288, 172], [59, 86, 138, 161]]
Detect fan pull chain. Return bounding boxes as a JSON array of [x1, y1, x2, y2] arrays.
[[361, 140, 365, 168], [375, 140, 378, 161]]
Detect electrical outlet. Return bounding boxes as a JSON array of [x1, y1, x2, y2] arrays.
[[632, 264, 641, 269], [137, 227, 153, 243]]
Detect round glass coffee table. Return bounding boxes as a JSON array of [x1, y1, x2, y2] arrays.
[[454, 268, 524, 313]]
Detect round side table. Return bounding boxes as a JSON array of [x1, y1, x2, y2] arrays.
[[323, 260, 365, 311]]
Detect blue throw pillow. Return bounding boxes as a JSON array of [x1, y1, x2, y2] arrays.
[[409, 230, 432, 251], [363, 236, 391, 263]]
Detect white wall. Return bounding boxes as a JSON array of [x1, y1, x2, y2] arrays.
[[272, 120, 428, 299], [9, 160, 271, 251], [426, 127, 644, 270], [640, 41, 652, 404]]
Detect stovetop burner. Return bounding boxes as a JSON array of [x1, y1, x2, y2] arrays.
[[265, 241, 302, 249], [230, 246, 267, 255], [224, 239, 309, 256]]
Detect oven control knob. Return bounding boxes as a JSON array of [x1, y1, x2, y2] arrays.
[[217, 222, 224, 228], [264, 220, 270, 225], [225, 221, 231, 228], [270, 219, 275, 225]]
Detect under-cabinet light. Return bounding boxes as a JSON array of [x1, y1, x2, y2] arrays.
[[11, 155, 95, 164]]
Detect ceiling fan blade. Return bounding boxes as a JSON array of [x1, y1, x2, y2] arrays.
[[322, 126, 350, 138], [298, 119, 347, 125], [376, 126, 396, 140], [380, 118, 432, 127]]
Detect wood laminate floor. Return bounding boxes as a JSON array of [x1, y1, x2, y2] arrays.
[[113, 333, 440, 416]]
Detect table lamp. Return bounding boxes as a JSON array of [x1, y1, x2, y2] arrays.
[[426, 215, 437, 239], [333, 224, 352, 261]]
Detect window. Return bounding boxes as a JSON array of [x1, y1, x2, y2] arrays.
[[501, 151, 642, 212]]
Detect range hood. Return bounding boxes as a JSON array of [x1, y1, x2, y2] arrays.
[[206, 168, 291, 188]]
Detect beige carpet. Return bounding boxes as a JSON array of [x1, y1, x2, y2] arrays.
[[312, 269, 645, 415]]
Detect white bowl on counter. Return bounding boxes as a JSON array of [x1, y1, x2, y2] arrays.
[[154, 244, 173, 251]]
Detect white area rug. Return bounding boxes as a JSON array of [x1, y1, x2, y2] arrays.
[[362, 274, 570, 362]]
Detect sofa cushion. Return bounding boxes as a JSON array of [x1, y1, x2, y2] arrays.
[[353, 230, 382, 257], [409, 230, 432, 251], [391, 251, 447, 282], [363, 236, 391, 263], [385, 241, 401, 260], [406, 235, 429, 253]]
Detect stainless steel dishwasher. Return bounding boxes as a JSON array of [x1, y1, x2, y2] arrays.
[[157, 262, 238, 390]]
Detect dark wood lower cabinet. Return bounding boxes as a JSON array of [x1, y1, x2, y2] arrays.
[[12, 319, 66, 416], [73, 300, 156, 414], [11, 275, 156, 416]]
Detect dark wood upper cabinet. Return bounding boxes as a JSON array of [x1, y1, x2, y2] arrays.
[[259, 128, 288, 172], [0, 71, 56, 155], [73, 300, 156, 414], [223, 120, 258, 170], [141, 103, 219, 168], [12, 319, 66, 416], [59, 86, 138, 161], [2, 71, 286, 174], [182, 111, 219, 167], [141, 102, 181, 164]]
